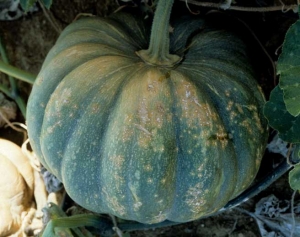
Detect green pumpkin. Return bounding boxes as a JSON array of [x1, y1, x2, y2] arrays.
[[27, 1, 268, 224]]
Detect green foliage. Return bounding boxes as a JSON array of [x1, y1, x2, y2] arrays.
[[264, 8, 300, 140], [20, 0, 52, 12], [264, 7, 300, 191], [277, 20, 300, 117], [264, 86, 300, 143]]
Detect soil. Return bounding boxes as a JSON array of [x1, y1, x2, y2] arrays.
[[0, 0, 299, 237]]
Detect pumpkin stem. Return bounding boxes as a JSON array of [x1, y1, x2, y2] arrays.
[[136, 0, 182, 67]]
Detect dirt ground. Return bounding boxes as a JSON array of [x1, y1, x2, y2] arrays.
[[0, 0, 299, 236]]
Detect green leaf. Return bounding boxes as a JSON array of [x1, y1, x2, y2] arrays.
[[277, 19, 300, 117], [20, 0, 36, 11], [40, 0, 53, 9], [20, 0, 53, 11], [289, 163, 300, 191], [263, 86, 300, 143]]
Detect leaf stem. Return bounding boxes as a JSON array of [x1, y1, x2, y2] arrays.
[[0, 35, 36, 118], [0, 60, 36, 84], [14, 96, 27, 120]]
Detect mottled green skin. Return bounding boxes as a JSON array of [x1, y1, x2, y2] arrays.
[[27, 14, 268, 224]]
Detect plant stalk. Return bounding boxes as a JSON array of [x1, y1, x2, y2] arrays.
[[0, 35, 36, 118], [0, 60, 36, 84], [136, 0, 181, 67]]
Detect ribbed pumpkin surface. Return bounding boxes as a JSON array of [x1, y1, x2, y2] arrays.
[[27, 13, 268, 224]]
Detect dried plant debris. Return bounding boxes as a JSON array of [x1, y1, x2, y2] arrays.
[[254, 194, 300, 237], [267, 133, 290, 158], [0, 0, 37, 20], [0, 92, 16, 127], [41, 166, 63, 193]]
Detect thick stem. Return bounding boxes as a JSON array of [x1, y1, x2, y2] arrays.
[[0, 60, 35, 84], [136, 0, 181, 67]]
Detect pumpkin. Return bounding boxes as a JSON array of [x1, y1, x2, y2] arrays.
[[0, 139, 34, 236], [27, 0, 268, 224]]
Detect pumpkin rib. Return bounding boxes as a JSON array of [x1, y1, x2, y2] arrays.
[[58, 30, 137, 52], [109, 13, 150, 49], [170, 19, 205, 54], [166, 70, 237, 222], [183, 50, 249, 69], [58, 62, 147, 213], [43, 43, 138, 70], [43, 32, 139, 68], [96, 66, 176, 222], [196, 81, 264, 195], [41, 60, 140, 179], [29, 52, 138, 171], [96, 65, 150, 217], [178, 65, 257, 94], [187, 30, 245, 49], [57, 17, 144, 50], [177, 68, 266, 195]]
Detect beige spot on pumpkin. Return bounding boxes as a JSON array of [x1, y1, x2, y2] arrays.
[[147, 84, 155, 91], [175, 80, 218, 128], [230, 111, 238, 121], [108, 196, 126, 216], [236, 104, 244, 114], [128, 181, 142, 211], [151, 211, 166, 223], [46, 121, 62, 134], [185, 183, 207, 213], [138, 99, 149, 125], [36, 76, 44, 86], [134, 123, 151, 136], [110, 155, 125, 167], [144, 164, 153, 172], [251, 109, 265, 134], [225, 90, 231, 97], [133, 202, 142, 210], [197, 164, 205, 172], [90, 103, 100, 114], [61, 88, 72, 105], [226, 101, 234, 111], [147, 80, 158, 92], [72, 104, 78, 110]]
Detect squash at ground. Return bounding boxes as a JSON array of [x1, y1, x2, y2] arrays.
[[0, 139, 34, 236], [27, 0, 268, 224]]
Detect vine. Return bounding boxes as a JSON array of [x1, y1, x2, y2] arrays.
[[180, 0, 298, 12]]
